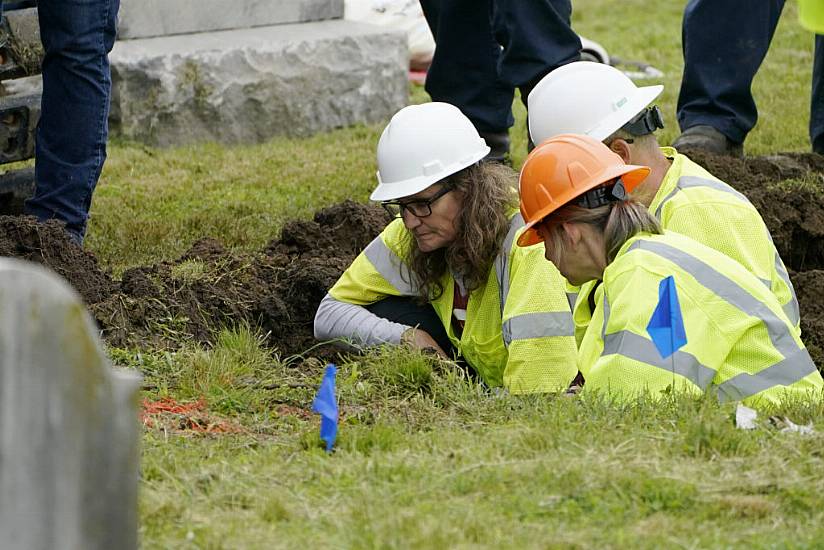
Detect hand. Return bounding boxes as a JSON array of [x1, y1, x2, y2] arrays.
[[400, 327, 448, 358]]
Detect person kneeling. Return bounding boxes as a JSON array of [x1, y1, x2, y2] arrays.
[[517, 134, 822, 408], [314, 102, 577, 394]]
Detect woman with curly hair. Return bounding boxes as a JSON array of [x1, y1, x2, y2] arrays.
[[314, 102, 578, 394]]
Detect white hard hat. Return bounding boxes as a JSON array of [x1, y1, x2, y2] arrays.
[[371, 102, 491, 202], [527, 61, 664, 144]]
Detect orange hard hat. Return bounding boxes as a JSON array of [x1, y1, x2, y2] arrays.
[[517, 133, 651, 247]]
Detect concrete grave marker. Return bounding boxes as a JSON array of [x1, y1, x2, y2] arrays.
[[110, 20, 407, 147], [0, 259, 141, 550], [118, 0, 345, 39]]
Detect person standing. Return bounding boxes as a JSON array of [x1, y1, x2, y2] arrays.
[[672, 0, 823, 156], [12, 0, 121, 244], [420, 0, 582, 161]]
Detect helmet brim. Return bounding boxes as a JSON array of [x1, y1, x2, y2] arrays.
[[584, 85, 664, 142], [516, 163, 650, 248], [369, 145, 491, 202], [517, 226, 543, 247]]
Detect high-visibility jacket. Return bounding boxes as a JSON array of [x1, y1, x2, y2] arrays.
[[572, 147, 800, 347], [579, 231, 822, 408], [329, 214, 578, 393]]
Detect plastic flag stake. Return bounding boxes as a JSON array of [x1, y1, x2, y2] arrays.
[[312, 364, 338, 452]]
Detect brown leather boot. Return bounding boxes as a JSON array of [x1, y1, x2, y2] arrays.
[[672, 125, 744, 157]]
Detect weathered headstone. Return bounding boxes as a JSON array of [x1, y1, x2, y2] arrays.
[[117, 0, 344, 39], [0, 259, 141, 550], [109, 20, 407, 147]]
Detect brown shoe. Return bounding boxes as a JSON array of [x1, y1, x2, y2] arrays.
[[672, 125, 744, 157]]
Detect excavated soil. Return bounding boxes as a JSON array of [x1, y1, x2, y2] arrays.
[[2, 153, 824, 367], [0, 201, 390, 363]]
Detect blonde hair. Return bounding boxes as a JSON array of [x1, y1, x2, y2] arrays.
[[543, 199, 662, 266], [402, 162, 518, 301]]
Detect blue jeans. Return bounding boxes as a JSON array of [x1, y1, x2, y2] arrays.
[[677, 0, 824, 151], [14, 0, 120, 243], [420, 0, 581, 134]]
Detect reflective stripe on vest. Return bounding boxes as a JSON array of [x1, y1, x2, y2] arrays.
[[363, 236, 416, 295], [625, 239, 816, 401], [493, 213, 575, 346], [654, 174, 801, 328], [495, 213, 525, 315], [775, 254, 801, 326], [603, 330, 716, 390], [766, 231, 801, 327], [566, 291, 578, 312], [502, 311, 575, 346]]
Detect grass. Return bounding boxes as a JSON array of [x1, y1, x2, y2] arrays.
[[85, 0, 824, 547], [131, 337, 824, 549]]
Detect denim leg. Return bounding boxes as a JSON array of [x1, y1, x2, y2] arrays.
[[812, 35, 824, 153], [676, 0, 784, 144], [420, 0, 514, 133], [491, 0, 581, 97], [24, 0, 120, 242]]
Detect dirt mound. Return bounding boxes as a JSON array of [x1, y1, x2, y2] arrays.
[[683, 150, 824, 366], [792, 270, 824, 366], [0, 215, 115, 304], [2, 165, 824, 368], [685, 151, 824, 271], [88, 199, 389, 357]]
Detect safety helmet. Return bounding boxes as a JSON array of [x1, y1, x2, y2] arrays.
[[517, 134, 651, 247], [371, 102, 491, 202], [527, 61, 664, 144]]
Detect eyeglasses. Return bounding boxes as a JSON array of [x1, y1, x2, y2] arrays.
[[381, 186, 454, 219]]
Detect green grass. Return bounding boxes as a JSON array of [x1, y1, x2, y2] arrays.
[[131, 337, 824, 549], [89, 0, 824, 546]]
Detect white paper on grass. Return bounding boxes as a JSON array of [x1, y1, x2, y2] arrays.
[[735, 403, 759, 430]]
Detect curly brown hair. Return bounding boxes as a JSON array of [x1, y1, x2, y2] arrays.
[[400, 161, 519, 302]]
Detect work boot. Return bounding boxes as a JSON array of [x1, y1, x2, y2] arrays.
[[672, 125, 744, 157], [479, 131, 511, 165]]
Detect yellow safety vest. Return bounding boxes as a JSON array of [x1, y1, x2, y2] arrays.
[[329, 214, 578, 393], [572, 147, 800, 347], [579, 231, 822, 408]]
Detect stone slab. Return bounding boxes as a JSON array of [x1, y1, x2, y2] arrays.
[[109, 20, 408, 147], [0, 258, 141, 549], [118, 0, 344, 39]]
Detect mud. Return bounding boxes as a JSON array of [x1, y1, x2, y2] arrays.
[[84, 199, 390, 359], [685, 151, 824, 272], [0, 216, 116, 304], [2, 155, 824, 369]]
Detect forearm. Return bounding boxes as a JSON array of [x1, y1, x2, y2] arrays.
[[314, 293, 409, 346]]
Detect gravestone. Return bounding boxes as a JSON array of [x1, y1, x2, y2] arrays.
[[0, 259, 141, 550], [110, 0, 407, 146], [117, 0, 345, 39]]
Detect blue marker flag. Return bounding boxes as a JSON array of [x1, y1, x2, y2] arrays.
[[646, 276, 687, 359], [312, 364, 338, 452]]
